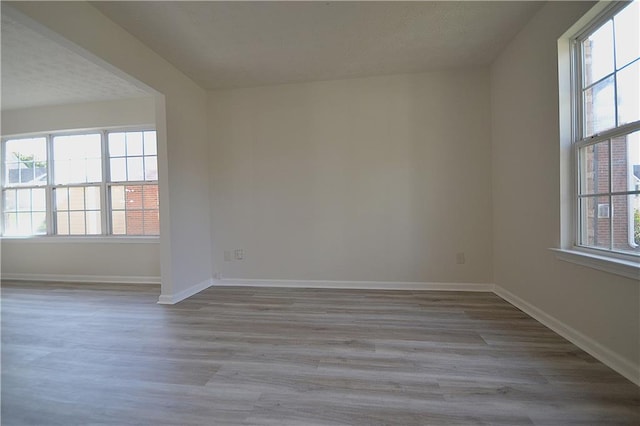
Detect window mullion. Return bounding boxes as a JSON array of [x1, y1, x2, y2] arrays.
[[581, 71, 616, 92], [46, 134, 55, 235], [101, 130, 109, 235], [0, 139, 5, 235], [608, 139, 613, 251]]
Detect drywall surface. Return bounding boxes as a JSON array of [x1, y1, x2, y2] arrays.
[[1, 239, 160, 282], [1, 97, 155, 135], [209, 70, 493, 284], [7, 1, 213, 298], [1, 98, 160, 281], [491, 1, 639, 376]]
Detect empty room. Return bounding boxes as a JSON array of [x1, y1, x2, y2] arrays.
[[1, 1, 639, 424]]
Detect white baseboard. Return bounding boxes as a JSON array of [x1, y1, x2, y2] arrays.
[[214, 278, 494, 292], [493, 284, 640, 386], [0, 272, 160, 285], [157, 277, 214, 305]]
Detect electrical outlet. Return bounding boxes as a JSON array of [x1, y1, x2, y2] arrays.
[[234, 249, 244, 260], [224, 251, 231, 262], [456, 252, 466, 264], [213, 272, 221, 280]]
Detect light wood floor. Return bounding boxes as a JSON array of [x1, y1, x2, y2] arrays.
[[1, 282, 638, 425]]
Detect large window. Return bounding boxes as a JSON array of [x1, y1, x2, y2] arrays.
[[1, 129, 159, 237], [573, 1, 639, 258]]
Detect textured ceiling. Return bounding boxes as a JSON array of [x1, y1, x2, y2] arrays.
[[93, 1, 543, 90], [1, 12, 150, 111]]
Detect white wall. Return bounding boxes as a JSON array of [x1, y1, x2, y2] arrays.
[[491, 1, 639, 381], [1, 240, 160, 283], [1, 97, 155, 135], [209, 70, 493, 284], [8, 2, 214, 301], [1, 97, 160, 283]]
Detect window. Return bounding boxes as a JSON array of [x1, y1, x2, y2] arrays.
[[1, 129, 159, 237], [2, 137, 47, 236], [107, 131, 159, 235], [573, 0, 640, 258]]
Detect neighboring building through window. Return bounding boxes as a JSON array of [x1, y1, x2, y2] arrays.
[[573, 0, 640, 257], [1, 129, 159, 237]]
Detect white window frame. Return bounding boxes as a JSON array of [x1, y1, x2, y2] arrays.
[[0, 127, 159, 239], [555, 1, 640, 279]]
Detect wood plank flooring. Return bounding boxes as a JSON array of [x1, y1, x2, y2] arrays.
[[2, 281, 638, 425]]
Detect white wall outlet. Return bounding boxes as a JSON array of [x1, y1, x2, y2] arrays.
[[224, 251, 232, 262], [234, 249, 244, 260], [213, 272, 221, 280], [456, 252, 466, 264]]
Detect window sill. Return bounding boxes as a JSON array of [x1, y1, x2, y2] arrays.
[[550, 248, 639, 281], [0, 236, 160, 244]]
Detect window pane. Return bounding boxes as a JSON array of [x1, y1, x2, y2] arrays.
[[4, 213, 17, 235], [583, 20, 614, 86], [143, 210, 160, 235], [4, 190, 16, 211], [56, 212, 69, 235], [32, 212, 46, 235], [68, 187, 85, 210], [5, 163, 20, 185], [143, 185, 159, 209], [616, 60, 640, 126], [86, 210, 101, 235], [580, 196, 611, 249], [126, 210, 144, 235], [112, 210, 126, 235], [614, 1, 640, 69], [635, 199, 640, 248], [55, 187, 69, 211], [144, 156, 158, 181], [111, 186, 125, 210], [54, 160, 71, 184], [144, 131, 157, 155], [69, 163, 87, 184], [109, 133, 126, 157], [4, 137, 47, 186], [110, 158, 127, 181], [5, 138, 47, 163], [612, 131, 640, 193], [584, 75, 615, 136], [32, 188, 46, 211], [126, 132, 143, 156], [126, 185, 143, 209], [16, 212, 31, 235], [17, 189, 32, 211], [580, 141, 610, 195], [612, 194, 640, 253], [69, 211, 85, 235], [86, 158, 102, 183], [85, 186, 101, 210], [53, 134, 102, 184], [127, 157, 144, 181], [3, 188, 46, 235]]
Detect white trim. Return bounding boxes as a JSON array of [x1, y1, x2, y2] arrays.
[[494, 284, 639, 386], [550, 248, 640, 280], [0, 273, 160, 284], [157, 278, 214, 305], [213, 278, 493, 292]]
